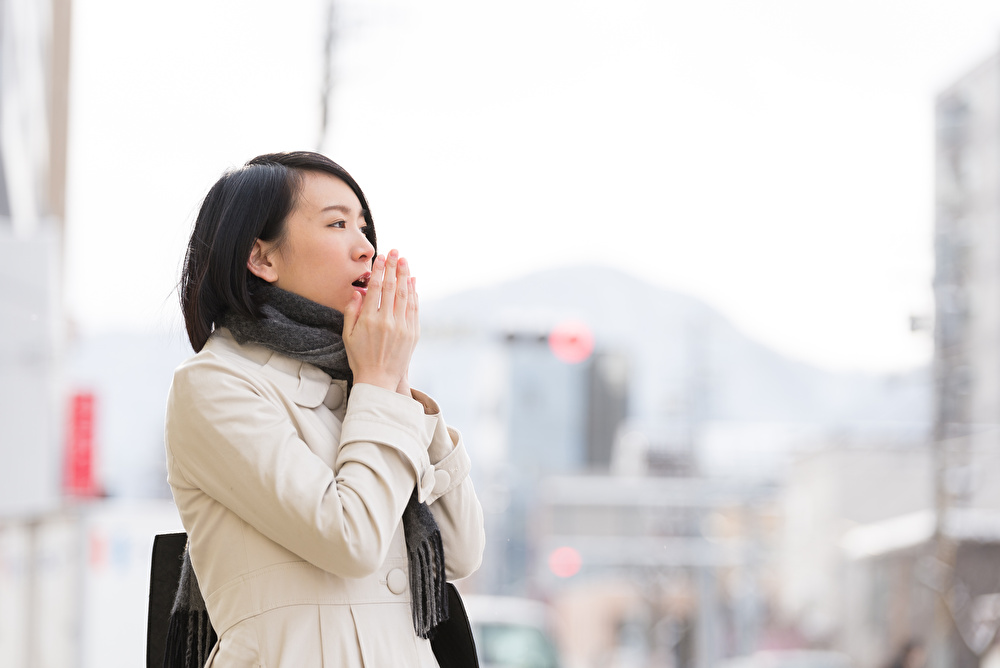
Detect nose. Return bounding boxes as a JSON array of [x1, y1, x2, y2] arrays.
[[354, 226, 375, 261]]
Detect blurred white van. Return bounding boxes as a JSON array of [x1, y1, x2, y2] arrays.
[[462, 595, 561, 668]]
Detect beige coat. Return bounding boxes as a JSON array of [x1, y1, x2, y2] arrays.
[[165, 328, 485, 667]]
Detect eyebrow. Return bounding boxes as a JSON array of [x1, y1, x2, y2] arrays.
[[320, 204, 368, 219]]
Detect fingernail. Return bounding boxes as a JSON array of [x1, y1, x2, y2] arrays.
[[389, 249, 399, 258]]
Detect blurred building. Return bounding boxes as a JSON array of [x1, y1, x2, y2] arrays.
[[536, 473, 779, 668], [842, 507, 1000, 668], [1, 0, 74, 664], [778, 444, 933, 664], [935, 45, 1000, 506], [0, 3, 189, 667], [505, 331, 591, 475], [0, 0, 71, 517]]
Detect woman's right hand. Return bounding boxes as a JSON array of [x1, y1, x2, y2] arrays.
[[343, 250, 419, 392]]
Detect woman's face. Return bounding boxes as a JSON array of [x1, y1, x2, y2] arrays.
[[254, 171, 374, 312]]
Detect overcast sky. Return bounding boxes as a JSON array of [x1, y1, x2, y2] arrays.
[[64, 0, 1000, 373]]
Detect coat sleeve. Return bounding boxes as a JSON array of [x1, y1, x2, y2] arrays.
[[410, 390, 486, 581], [165, 357, 435, 579]]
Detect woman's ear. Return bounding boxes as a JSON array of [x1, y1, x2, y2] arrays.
[[247, 239, 279, 283]]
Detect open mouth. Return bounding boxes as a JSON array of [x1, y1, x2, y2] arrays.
[[352, 273, 371, 289]]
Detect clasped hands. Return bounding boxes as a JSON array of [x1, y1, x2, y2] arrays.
[[343, 249, 419, 396]]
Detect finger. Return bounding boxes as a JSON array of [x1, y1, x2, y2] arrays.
[[406, 277, 420, 345], [343, 291, 363, 334], [381, 250, 399, 313], [393, 257, 411, 320], [405, 276, 418, 329], [413, 280, 420, 341], [362, 254, 386, 314]]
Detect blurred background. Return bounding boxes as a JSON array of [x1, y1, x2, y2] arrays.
[[5, 0, 1000, 666]]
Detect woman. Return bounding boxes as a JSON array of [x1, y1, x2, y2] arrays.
[[165, 151, 485, 666]]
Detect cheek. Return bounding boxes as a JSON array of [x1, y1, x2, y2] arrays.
[[293, 239, 331, 271], [307, 244, 350, 285]]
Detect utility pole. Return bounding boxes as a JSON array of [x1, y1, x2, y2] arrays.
[[930, 90, 971, 668], [317, 0, 337, 152]]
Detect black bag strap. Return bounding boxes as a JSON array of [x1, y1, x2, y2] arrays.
[[146, 533, 188, 668]]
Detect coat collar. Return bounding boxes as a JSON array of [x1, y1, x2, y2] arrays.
[[207, 328, 347, 410]]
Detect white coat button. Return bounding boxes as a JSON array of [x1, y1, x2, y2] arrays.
[[323, 383, 344, 409], [420, 468, 435, 497], [386, 568, 407, 594], [433, 470, 451, 496]]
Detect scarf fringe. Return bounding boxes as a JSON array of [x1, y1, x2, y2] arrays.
[[163, 607, 216, 668], [405, 497, 449, 639], [164, 550, 217, 668]]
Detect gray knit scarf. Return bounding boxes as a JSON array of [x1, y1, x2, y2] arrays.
[[164, 283, 447, 668]]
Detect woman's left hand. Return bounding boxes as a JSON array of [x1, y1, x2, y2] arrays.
[[343, 251, 420, 393]]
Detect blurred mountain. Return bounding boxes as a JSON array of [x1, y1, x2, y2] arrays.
[[420, 264, 930, 433]]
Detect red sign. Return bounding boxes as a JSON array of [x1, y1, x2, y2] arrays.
[[65, 392, 99, 497]]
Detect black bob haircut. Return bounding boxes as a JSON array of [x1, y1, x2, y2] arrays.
[[179, 151, 377, 352]]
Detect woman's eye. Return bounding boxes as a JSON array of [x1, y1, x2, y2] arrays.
[[328, 220, 346, 228]]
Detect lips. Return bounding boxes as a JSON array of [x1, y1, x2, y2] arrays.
[[352, 272, 371, 290]]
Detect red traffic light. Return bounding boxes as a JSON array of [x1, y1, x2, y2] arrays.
[[548, 320, 594, 364], [548, 546, 582, 578]]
